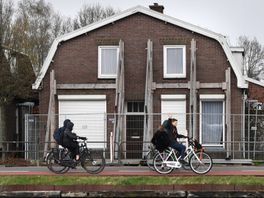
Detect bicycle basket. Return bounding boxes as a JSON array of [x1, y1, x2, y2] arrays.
[[194, 139, 203, 150]]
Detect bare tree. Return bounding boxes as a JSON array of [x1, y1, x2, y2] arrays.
[[2, 1, 117, 74], [10, 0, 54, 73], [51, 14, 73, 40], [0, 0, 14, 46], [73, 3, 118, 29], [10, 0, 76, 73], [238, 36, 264, 80]]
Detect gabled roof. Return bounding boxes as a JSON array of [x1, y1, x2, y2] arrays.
[[245, 77, 264, 87], [32, 5, 247, 89]]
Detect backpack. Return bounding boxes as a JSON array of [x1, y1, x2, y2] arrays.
[[53, 127, 63, 145], [151, 129, 170, 152]]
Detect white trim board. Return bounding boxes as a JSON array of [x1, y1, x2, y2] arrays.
[[161, 94, 186, 100], [58, 95, 106, 101], [199, 94, 225, 100], [32, 5, 247, 90]]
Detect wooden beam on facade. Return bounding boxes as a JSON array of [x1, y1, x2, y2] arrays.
[[154, 83, 189, 89], [155, 82, 225, 89], [225, 67, 232, 158], [43, 70, 56, 158], [189, 39, 197, 139], [199, 83, 225, 89], [57, 83, 116, 89], [113, 40, 125, 160], [143, 39, 153, 157]]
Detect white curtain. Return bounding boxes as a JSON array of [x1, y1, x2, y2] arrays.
[[202, 101, 223, 145], [167, 48, 183, 74], [101, 48, 117, 75]]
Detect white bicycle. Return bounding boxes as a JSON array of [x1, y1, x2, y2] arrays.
[[153, 138, 213, 174]]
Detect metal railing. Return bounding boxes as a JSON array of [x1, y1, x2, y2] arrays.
[[1, 139, 264, 163], [1, 112, 263, 164]]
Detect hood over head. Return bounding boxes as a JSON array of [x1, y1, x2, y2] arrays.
[[63, 119, 71, 127], [66, 121, 74, 131]]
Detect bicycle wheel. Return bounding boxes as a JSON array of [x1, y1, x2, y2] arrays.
[[189, 151, 213, 174], [182, 155, 191, 170], [46, 152, 70, 174], [153, 152, 174, 174], [146, 149, 157, 171], [81, 149, 105, 174]]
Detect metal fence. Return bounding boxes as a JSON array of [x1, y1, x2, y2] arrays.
[[0, 112, 264, 162]]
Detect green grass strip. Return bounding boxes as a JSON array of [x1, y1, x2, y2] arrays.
[[0, 176, 264, 185]]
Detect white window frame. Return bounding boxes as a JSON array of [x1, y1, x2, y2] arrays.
[[199, 94, 225, 147], [163, 45, 186, 78], [98, 46, 119, 79]]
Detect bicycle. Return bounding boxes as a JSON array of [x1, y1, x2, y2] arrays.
[[153, 138, 213, 174], [145, 144, 157, 170], [146, 143, 190, 171], [46, 137, 106, 174]]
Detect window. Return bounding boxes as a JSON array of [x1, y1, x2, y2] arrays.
[[200, 95, 225, 147], [161, 95, 187, 137], [127, 101, 144, 113], [98, 46, 119, 78], [163, 45, 186, 78]]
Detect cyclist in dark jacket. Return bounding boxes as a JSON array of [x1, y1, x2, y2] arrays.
[[61, 121, 80, 161], [55, 119, 71, 145], [162, 118, 188, 164]]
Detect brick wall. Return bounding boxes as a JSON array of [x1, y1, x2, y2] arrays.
[[39, 13, 243, 115], [248, 82, 264, 103]]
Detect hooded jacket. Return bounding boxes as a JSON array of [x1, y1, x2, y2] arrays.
[[62, 121, 77, 146], [163, 119, 186, 145]]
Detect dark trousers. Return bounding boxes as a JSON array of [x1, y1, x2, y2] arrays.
[[170, 141, 186, 160], [64, 141, 79, 159]]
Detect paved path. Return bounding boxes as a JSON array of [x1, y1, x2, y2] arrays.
[[0, 165, 263, 176]]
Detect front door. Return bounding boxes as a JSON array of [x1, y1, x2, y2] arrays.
[[126, 101, 144, 159]]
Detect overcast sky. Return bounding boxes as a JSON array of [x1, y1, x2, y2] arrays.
[[44, 0, 264, 46]]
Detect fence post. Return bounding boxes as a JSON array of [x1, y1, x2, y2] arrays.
[[2, 142, 5, 161], [118, 142, 122, 165], [247, 107, 250, 159], [110, 132, 113, 163], [253, 109, 258, 159], [25, 114, 29, 160]]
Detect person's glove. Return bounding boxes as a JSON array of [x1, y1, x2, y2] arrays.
[[79, 136, 87, 140]]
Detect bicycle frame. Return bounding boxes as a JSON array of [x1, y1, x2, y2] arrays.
[[158, 143, 203, 169]]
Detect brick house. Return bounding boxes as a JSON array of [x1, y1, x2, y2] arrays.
[[33, 4, 264, 159]]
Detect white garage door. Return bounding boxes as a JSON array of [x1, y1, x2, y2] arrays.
[[58, 95, 106, 148], [161, 95, 187, 136]]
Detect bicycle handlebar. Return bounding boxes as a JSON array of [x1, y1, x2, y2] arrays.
[[77, 136, 87, 141]]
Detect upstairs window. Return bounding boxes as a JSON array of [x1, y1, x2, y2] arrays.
[[98, 46, 119, 78], [163, 45, 186, 78]]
